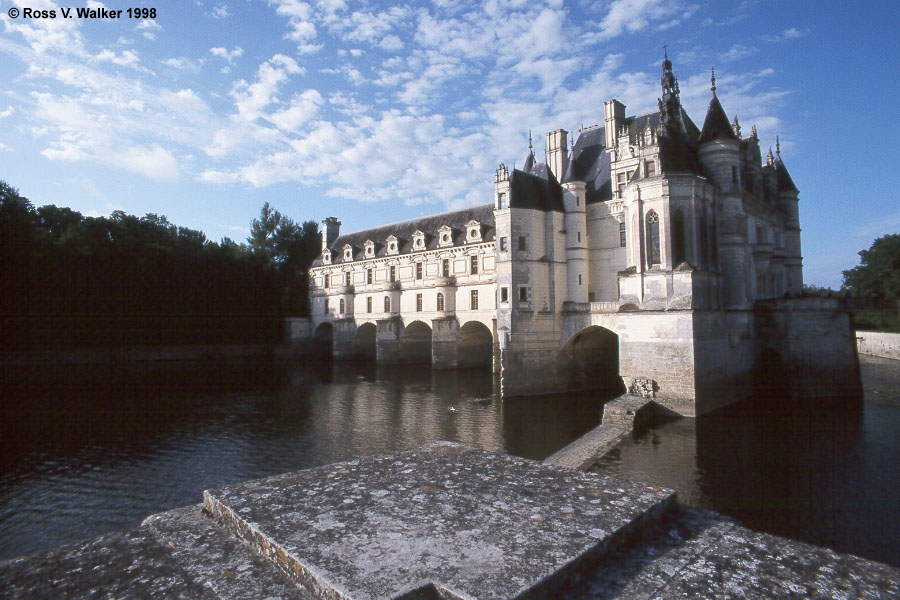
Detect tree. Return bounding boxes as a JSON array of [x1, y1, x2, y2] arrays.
[[842, 234, 900, 305]]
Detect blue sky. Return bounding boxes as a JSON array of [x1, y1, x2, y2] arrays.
[[1, 0, 898, 288]]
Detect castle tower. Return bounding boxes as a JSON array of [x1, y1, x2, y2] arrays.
[[697, 68, 747, 308], [604, 99, 625, 150], [321, 217, 341, 252], [561, 140, 588, 303], [774, 141, 803, 294]]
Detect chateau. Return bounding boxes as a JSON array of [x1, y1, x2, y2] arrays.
[[307, 54, 859, 415]]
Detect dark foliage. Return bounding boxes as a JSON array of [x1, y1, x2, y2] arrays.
[[0, 181, 320, 349], [842, 234, 900, 332]]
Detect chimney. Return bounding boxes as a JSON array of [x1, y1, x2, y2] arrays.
[[321, 217, 341, 252], [604, 99, 626, 150], [545, 129, 568, 181]]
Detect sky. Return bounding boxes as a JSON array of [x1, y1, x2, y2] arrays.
[[1, 0, 898, 289]]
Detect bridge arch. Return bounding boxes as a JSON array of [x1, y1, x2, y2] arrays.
[[558, 325, 623, 393], [353, 322, 377, 360], [457, 320, 494, 369], [312, 322, 334, 360], [399, 320, 432, 364]]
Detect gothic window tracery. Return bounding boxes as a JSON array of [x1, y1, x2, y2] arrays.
[[646, 210, 661, 267]]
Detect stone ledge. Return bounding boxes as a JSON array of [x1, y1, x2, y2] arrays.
[[203, 441, 676, 600]]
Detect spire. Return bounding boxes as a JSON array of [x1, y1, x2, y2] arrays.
[[766, 147, 775, 166], [710, 67, 717, 96], [751, 125, 758, 141], [775, 135, 781, 158], [699, 71, 737, 144], [659, 48, 683, 133], [732, 115, 741, 137], [523, 130, 536, 173]]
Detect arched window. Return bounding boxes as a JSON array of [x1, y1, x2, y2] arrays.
[[672, 209, 686, 265], [436, 292, 445, 311], [646, 210, 661, 267], [339, 298, 345, 314], [384, 296, 390, 313]]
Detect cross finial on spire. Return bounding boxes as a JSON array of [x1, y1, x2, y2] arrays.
[[663, 44, 668, 59], [711, 67, 717, 95], [776, 135, 781, 158], [528, 130, 533, 151]]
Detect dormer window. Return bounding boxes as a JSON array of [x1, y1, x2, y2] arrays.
[[385, 235, 398, 255], [412, 230, 425, 251], [322, 249, 332, 265], [364, 239, 375, 258], [465, 220, 482, 243], [438, 225, 453, 248], [343, 244, 353, 262]]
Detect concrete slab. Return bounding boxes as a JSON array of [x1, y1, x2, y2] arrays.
[[0, 527, 216, 599], [143, 504, 312, 599], [203, 441, 676, 600], [567, 506, 900, 599], [543, 424, 627, 470]]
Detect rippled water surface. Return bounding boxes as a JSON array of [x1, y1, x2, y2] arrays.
[[0, 360, 608, 559], [2, 355, 898, 567]]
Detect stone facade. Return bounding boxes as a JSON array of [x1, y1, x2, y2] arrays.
[[308, 54, 861, 415]]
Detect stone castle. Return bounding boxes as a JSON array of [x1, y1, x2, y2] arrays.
[[307, 54, 860, 415]]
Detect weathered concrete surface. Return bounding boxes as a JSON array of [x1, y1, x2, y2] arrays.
[[0, 504, 308, 599], [544, 395, 656, 470], [544, 424, 627, 470], [204, 441, 676, 600], [569, 506, 900, 599], [857, 330, 900, 361]]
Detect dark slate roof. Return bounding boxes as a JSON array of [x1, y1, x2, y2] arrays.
[[509, 166, 565, 212], [312, 204, 495, 266], [775, 158, 798, 193], [523, 150, 535, 174], [565, 126, 612, 204], [699, 95, 738, 144]]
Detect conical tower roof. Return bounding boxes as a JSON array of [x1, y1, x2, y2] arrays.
[[699, 68, 737, 144]]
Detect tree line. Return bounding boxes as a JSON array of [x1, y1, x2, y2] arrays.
[[0, 181, 320, 350]]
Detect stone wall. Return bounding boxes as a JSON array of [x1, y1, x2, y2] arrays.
[[856, 330, 900, 361]]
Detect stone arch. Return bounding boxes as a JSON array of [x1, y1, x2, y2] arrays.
[[558, 326, 623, 394], [457, 320, 494, 369], [399, 320, 432, 364], [353, 322, 377, 360], [312, 322, 334, 360]]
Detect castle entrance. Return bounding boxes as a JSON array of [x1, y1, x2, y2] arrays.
[[558, 326, 623, 393]]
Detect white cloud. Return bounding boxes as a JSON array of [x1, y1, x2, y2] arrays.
[[231, 54, 305, 120], [94, 49, 142, 69], [163, 57, 204, 72], [210, 3, 230, 19], [210, 46, 243, 64], [719, 44, 757, 63], [109, 145, 181, 181], [135, 19, 162, 40], [762, 27, 806, 42], [269, 89, 323, 132], [0, 106, 13, 119], [592, 0, 698, 40]]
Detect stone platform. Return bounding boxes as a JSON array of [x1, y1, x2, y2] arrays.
[[1, 442, 898, 599]]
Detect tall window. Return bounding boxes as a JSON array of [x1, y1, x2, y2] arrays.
[[470, 289, 478, 310], [416, 293, 423, 312], [619, 221, 626, 247], [367, 296, 372, 313], [672, 209, 686, 265], [645, 160, 656, 177], [499, 237, 507, 251], [389, 265, 396, 282], [519, 287, 529, 302], [500, 287, 509, 303], [339, 298, 345, 314], [442, 259, 450, 277], [646, 210, 661, 267], [498, 192, 507, 209], [416, 262, 423, 280], [436, 292, 444, 311], [470, 255, 478, 274], [518, 236, 527, 251], [367, 269, 373, 284], [345, 272, 351, 286], [578, 274, 582, 285], [384, 296, 390, 313], [324, 274, 330, 288]]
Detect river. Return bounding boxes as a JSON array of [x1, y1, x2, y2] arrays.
[[1, 355, 897, 567]]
